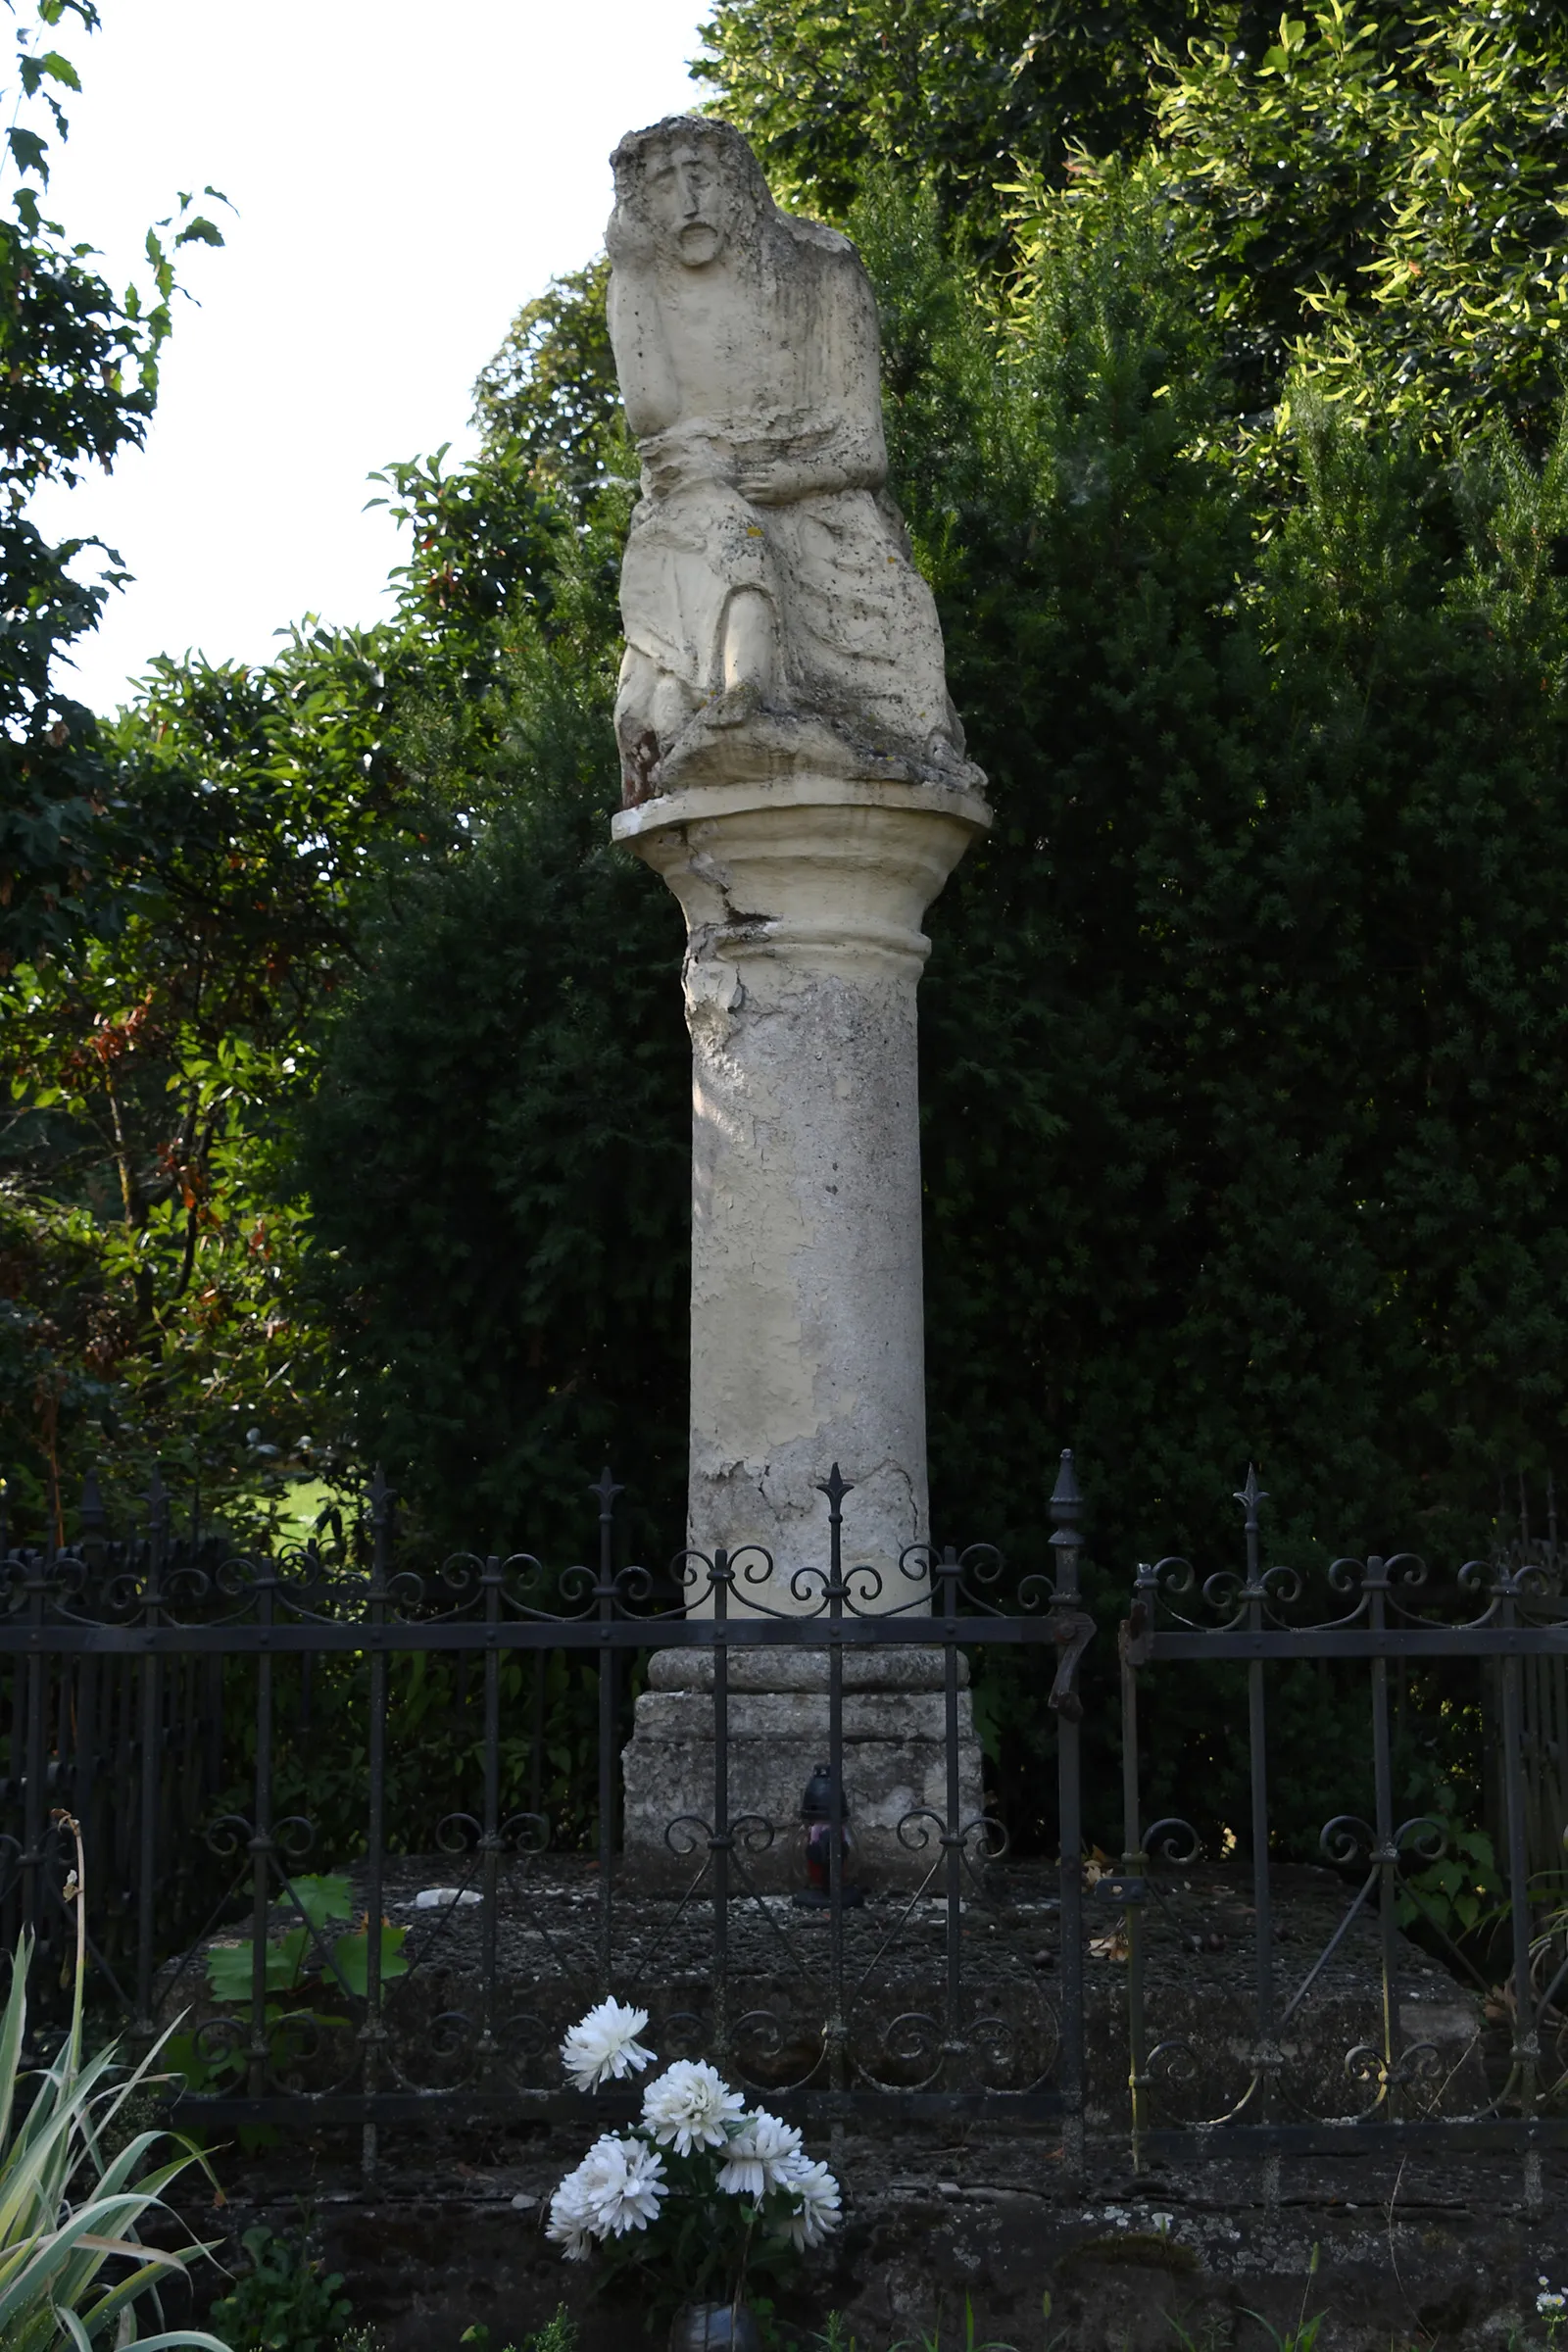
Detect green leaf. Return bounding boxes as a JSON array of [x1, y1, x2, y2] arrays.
[[327, 1922, 409, 1997], [7, 125, 49, 179], [286, 1872, 355, 1931], [204, 1926, 309, 2003]]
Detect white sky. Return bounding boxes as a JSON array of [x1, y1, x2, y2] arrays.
[[23, 0, 709, 712]]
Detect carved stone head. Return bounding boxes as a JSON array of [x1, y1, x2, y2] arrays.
[[609, 116, 773, 271]]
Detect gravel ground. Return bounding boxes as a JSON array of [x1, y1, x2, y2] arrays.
[[163, 1849, 1501, 2124]]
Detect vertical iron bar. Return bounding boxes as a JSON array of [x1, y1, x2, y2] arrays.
[[361, 1469, 392, 2180], [247, 1551, 276, 2101], [134, 1473, 169, 2039], [593, 1469, 622, 1996], [479, 1554, 502, 2065], [112, 1645, 132, 1965], [711, 1547, 730, 2070], [529, 1649, 546, 1820], [1238, 1467, 1278, 2205], [204, 1653, 224, 1809], [2, 1478, 17, 1960], [20, 1528, 45, 1967], [1496, 1562, 1542, 2209], [940, 1545, 962, 2076], [74, 1477, 105, 1885], [1366, 1561, 1397, 2118], [1121, 1572, 1152, 2172], [1049, 1451, 1085, 2180], [74, 1651, 96, 1946], [821, 1467, 850, 2128]]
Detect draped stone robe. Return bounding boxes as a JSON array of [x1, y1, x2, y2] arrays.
[[608, 190, 969, 793]]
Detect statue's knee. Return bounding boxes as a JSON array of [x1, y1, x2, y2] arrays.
[[614, 650, 652, 739], [651, 673, 697, 743], [721, 589, 775, 697], [616, 657, 703, 807]]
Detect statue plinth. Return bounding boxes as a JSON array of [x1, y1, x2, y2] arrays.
[[612, 772, 990, 1888]]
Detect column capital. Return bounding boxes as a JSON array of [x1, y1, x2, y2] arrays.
[[612, 773, 992, 981]]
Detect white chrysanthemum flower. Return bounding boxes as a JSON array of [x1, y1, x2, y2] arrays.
[[717, 2109, 804, 2198], [1540, 2291, 1566, 2317], [546, 2166, 599, 2260], [572, 2132, 667, 2237], [775, 2152, 841, 2248], [641, 2058, 746, 2154], [560, 1997, 656, 2092]]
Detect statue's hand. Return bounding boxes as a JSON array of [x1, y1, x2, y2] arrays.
[[737, 455, 856, 507], [732, 417, 880, 506], [733, 457, 790, 505]]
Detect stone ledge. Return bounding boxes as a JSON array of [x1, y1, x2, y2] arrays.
[[611, 768, 994, 847], [631, 1691, 972, 1739], [647, 1646, 971, 1691]]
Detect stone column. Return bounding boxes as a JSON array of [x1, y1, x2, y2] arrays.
[[615, 770, 990, 1885]]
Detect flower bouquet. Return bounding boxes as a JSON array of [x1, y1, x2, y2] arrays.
[[547, 1998, 841, 2345]]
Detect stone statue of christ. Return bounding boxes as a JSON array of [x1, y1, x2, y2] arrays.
[[606, 116, 977, 806]]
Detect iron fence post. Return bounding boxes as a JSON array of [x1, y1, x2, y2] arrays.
[[1495, 1557, 1544, 2211], [361, 1467, 393, 2180], [1237, 1467, 1281, 2210], [821, 1465, 851, 2138], [20, 1513, 46, 1974], [1, 1479, 17, 1964], [938, 1544, 964, 2082], [593, 1468, 623, 1997], [247, 1550, 277, 2103], [711, 1545, 731, 2071], [1119, 1565, 1156, 2173], [134, 1471, 169, 2040], [1049, 1449, 1087, 2180], [479, 1552, 503, 2064], [1365, 1557, 1399, 2121]]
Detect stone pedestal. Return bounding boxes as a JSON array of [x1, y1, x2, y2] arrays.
[[612, 771, 990, 1886], [622, 1647, 984, 1892]]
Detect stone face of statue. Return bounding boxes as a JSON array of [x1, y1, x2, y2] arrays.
[[643, 138, 727, 269], [606, 117, 983, 807]]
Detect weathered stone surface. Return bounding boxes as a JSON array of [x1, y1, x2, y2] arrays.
[[646, 1645, 972, 1691], [606, 116, 984, 804], [621, 1680, 986, 1891], [612, 775, 988, 1597], [605, 118, 990, 1875]]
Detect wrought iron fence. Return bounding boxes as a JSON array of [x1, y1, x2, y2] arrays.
[[1115, 1464, 1568, 2204], [0, 1455, 1091, 2171], [5, 1449, 1568, 2198], [1499, 1472, 1568, 1888]]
